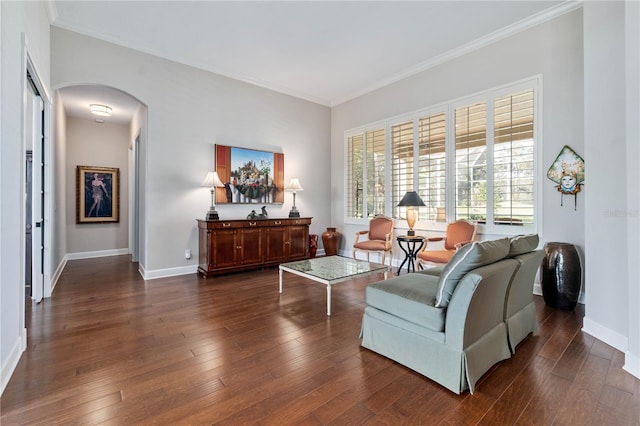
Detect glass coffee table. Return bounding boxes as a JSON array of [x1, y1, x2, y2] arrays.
[[279, 256, 389, 316]]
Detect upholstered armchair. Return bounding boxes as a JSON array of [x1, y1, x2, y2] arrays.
[[352, 215, 394, 266], [417, 219, 477, 268]]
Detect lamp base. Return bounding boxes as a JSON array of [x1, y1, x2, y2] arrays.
[[288, 207, 300, 218], [206, 209, 219, 221], [407, 229, 416, 236]]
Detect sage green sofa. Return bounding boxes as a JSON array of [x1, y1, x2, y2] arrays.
[[360, 236, 541, 394], [421, 234, 543, 353]]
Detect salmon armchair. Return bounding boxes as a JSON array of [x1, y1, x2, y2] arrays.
[[417, 219, 477, 269], [352, 215, 394, 266]]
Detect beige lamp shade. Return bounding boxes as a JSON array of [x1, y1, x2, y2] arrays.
[[201, 171, 224, 188], [285, 178, 304, 192], [201, 171, 224, 220], [285, 178, 303, 217]]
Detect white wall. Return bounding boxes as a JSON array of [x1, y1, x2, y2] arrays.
[[583, 0, 635, 366], [65, 117, 129, 255], [332, 10, 585, 260], [0, 0, 50, 394], [52, 92, 67, 285], [128, 103, 147, 265], [624, 0, 640, 379], [51, 27, 332, 276]]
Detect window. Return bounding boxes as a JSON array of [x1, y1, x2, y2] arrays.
[[346, 128, 385, 218], [366, 129, 386, 217], [418, 113, 447, 222], [391, 120, 414, 220], [493, 90, 535, 226], [346, 133, 363, 218], [345, 78, 539, 234], [455, 102, 487, 223]]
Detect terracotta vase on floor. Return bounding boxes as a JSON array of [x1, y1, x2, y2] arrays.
[[321, 227, 341, 256]]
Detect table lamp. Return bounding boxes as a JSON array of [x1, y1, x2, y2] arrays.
[[397, 191, 425, 236], [201, 171, 224, 220], [285, 178, 304, 218]]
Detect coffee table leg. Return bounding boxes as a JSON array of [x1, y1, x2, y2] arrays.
[[279, 268, 283, 293], [326, 284, 331, 316]]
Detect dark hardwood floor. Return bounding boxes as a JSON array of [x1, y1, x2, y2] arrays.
[[1, 255, 639, 425]]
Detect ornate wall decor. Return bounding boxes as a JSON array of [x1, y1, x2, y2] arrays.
[[547, 145, 584, 210], [215, 144, 284, 204]]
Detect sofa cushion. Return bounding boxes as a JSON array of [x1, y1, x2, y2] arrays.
[[508, 234, 539, 257], [365, 274, 445, 332], [434, 238, 510, 308], [418, 264, 446, 277]]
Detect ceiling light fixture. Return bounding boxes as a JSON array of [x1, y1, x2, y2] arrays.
[[90, 104, 112, 117]]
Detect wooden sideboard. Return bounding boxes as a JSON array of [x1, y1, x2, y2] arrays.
[[197, 217, 312, 277]]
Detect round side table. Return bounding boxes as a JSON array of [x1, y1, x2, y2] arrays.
[[396, 235, 425, 274]]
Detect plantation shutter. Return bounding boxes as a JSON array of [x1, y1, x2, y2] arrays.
[[493, 90, 535, 225], [391, 120, 414, 220], [366, 129, 386, 217], [418, 112, 446, 221], [346, 133, 364, 218], [455, 103, 487, 222]]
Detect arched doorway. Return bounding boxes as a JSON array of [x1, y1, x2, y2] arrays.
[[54, 84, 147, 275]]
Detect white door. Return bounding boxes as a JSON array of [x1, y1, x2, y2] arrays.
[[30, 90, 44, 303]]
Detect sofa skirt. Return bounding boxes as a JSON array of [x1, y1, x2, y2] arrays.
[[361, 307, 511, 394], [506, 301, 538, 353]]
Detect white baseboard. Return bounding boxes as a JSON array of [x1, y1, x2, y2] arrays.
[[66, 248, 129, 260], [624, 351, 640, 379], [142, 265, 198, 280], [533, 283, 541, 296], [1, 328, 26, 396], [138, 262, 147, 280], [583, 317, 629, 354], [50, 255, 68, 295]]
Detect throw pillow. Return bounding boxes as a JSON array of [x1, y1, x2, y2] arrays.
[[434, 237, 510, 308], [508, 234, 539, 257]]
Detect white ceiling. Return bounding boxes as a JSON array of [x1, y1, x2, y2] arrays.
[[50, 0, 577, 122]]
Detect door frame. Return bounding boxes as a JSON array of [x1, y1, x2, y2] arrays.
[[21, 38, 53, 309], [26, 80, 44, 303]]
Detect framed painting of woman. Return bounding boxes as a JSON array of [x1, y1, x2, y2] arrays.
[[76, 165, 120, 223]]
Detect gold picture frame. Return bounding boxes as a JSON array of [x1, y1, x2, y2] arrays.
[[76, 165, 120, 223]]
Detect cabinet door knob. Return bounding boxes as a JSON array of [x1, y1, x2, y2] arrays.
[[222, 223, 231, 228], [249, 222, 257, 226], [275, 220, 282, 225]]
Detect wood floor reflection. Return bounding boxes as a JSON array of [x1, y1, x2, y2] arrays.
[[1, 255, 638, 424]]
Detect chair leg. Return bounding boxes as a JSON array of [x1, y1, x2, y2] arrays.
[[381, 252, 385, 266]]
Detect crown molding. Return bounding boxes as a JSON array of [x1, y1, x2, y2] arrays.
[[50, 1, 582, 108], [332, 1, 584, 106]]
